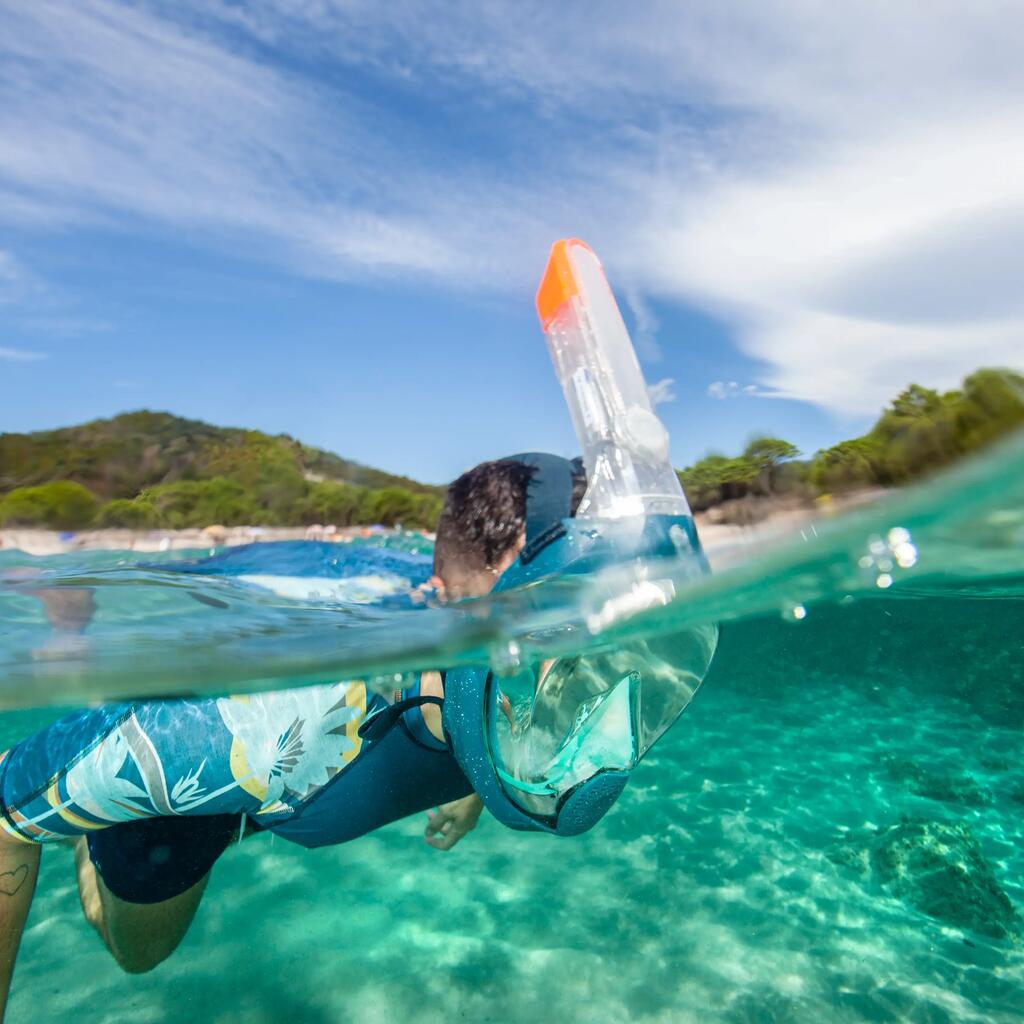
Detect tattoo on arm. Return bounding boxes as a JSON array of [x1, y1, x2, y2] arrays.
[[0, 866, 29, 897]]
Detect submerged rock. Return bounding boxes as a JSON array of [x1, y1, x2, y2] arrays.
[[882, 756, 993, 806], [829, 818, 1020, 940]]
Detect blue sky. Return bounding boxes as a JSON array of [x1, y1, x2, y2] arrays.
[[1, 2, 1021, 483]]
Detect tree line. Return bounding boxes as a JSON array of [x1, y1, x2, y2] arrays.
[[0, 411, 443, 531], [1, 369, 1021, 530], [679, 368, 1023, 511], [0, 477, 443, 532]]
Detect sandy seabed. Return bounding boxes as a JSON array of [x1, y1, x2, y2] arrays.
[[7, 673, 1022, 1024]]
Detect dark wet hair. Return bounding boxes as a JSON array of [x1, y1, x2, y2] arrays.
[[433, 458, 585, 581]]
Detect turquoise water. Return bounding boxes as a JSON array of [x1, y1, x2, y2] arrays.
[[2, 436, 1023, 1022]]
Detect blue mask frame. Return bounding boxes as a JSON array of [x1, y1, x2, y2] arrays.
[[442, 453, 703, 835]]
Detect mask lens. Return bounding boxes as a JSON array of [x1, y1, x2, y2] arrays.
[[486, 623, 717, 817]]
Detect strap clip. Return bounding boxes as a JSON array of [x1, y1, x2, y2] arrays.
[[357, 695, 444, 743]]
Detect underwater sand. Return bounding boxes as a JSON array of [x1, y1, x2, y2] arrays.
[[8, 619, 1023, 1023]]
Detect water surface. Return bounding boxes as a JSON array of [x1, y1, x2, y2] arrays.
[[2, 436, 1023, 1022]]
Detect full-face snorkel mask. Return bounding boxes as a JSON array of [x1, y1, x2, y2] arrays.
[[443, 239, 718, 835]]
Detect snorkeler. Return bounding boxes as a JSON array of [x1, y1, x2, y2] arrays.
[[0, 240, 718, 1016], [0, 454, 577, 1008]]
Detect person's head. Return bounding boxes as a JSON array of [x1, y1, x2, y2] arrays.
[[432, 457, 585, 600]]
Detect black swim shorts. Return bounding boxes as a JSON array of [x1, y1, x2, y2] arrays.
[[86, 813, 247, 905]]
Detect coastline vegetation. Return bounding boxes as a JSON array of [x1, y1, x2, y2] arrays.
[[0, 369, 1021, 531], [0, 412, 443, 531], [678, 368, 1023, 511]]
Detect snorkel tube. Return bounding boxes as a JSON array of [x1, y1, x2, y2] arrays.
[[443, 240, 716, 835]]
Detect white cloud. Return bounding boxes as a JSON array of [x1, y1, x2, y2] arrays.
[[622, 287, 661, 362], [647, 109, 1024, 412], [0, 1, 474, 281], [0, 0, 615, 289], [706, 381, 771, 401], [0, 249, 49, 308], [0, 1, 1021, 415], [0, 346, 48, 362], [647, 377, 676, 406], [618, 5, 1024, 415]]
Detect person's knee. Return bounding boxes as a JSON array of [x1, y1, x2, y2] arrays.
[[108, 937, 172, 970], [106, 914, 186, 974], [111, 943, 175, 975]]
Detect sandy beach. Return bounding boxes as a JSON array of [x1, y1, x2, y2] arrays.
[[0, 522, 424, 556], [0, 491, 886, 569]]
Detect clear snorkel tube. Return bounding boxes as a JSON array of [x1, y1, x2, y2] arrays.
[[537, 239, 694, 522], [479, 240, 717, 824]]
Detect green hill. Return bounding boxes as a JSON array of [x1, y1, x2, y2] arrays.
[[4, 367, 1021, 532], [0, 411, 444, 530]]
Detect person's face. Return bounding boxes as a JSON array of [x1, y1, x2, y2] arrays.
[[431, 532, 524, 603]]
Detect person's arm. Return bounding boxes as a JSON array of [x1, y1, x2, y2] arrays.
[[424, 793, 484, 851], [3, 567, 96, 664], [0, 836, 41, 1022]]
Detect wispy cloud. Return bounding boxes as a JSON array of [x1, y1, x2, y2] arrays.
[[622, 287, 661, 362], [622, 5, 1024, 415], [0, 1, 1021, 416], [0, 346, 48, 362], [0, 250, 31, 305], [0, 251, 19, 282], [707, 381, 775, 401], [19, 315, 112, 337], [647, 377, 676, 406], [0, 1, 473, 280]]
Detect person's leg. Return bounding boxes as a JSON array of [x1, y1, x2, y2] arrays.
[[74, 838, 208, 974], [0, 833, 40, 1022], [72, 813, 242, 974]]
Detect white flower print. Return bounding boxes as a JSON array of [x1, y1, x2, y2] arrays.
[[217, 682, 362, 810], [62, 728, 152, 823], [170, 759, 209, 810]]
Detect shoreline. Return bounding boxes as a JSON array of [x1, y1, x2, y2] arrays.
[[0, 490, 886, 565], [0, 523, 427, 557]]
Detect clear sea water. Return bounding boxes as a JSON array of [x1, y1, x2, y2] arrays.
[[1, 436, 1022, 1023]]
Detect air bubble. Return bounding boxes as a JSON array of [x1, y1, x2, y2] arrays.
[[491, 640, 523, 676], [894, 542, 918, 568], [887, 526, 911, 546]]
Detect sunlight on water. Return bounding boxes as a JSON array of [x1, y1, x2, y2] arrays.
[[1, 434, 1022, 1023]]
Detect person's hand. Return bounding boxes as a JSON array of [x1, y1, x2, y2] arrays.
[[424, 794, 484, 851]]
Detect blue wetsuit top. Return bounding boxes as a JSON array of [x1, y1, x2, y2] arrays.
[[0, 678, 472, 900]]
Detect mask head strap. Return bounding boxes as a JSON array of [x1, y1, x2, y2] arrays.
[[504, 452, 583, 564]]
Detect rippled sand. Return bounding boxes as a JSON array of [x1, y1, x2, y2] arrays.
[[12, 667, 1022, 1024]]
